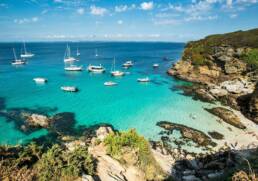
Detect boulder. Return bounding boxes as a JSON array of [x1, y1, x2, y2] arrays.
[[248, 84, 258, 124], [96, 126, 114, 141], [220, 79, 254, 94], [209, 87, 228, 97], [224, 59, 246, 74]]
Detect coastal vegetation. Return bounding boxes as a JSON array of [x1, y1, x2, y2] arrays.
[[0, 143, 95, 181], [182, 28, 258, 68], [104, 129, 165, 180]]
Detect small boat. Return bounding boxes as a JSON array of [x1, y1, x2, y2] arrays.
[[137, 77, 150, 82], [33, 77, 47, 83], [87, 64, 105, 73], [20, 42, 34, 58], [64, 44, 76, 62], [123, 60, 133, 67], [104, 81, 118, 86], [153, 63, 159, 68], [61, 86, 78, 92], [11, 48, 26, 65], [110, 58, 124, 77], [64, 65, 83, 71]]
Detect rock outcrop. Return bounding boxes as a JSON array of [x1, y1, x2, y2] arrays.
[[206, 107, 246, 129], [157, 121, 216, 147], [168, 28, 258, 123]]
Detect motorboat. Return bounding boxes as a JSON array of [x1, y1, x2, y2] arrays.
[[61, 86, 78, 92], [104, 81, 118, 86], [87, 64, 105, 73], [20, 42, 34, 58], [64, 65, 83, 71], [33, 77, 47, 83], [11, 48, 26, 65], [123, 60, 133, 67], [137, 77, 150, 82], [110, 58, 124, 76], [153, 63, 159, 68], [64, 44, 76, 62]]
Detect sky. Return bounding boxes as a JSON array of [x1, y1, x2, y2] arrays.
[[0, 0, 258, 42]]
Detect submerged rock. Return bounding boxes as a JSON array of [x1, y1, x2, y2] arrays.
[[27, 114, 50, 128], [156, 121, 216, 147], [206, 107, 246, 129], [208, 131, 224, 140]]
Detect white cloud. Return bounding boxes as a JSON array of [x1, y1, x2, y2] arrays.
[[115, 5, 128, 12], [41, 9, 48, 15], [0, 3, 8, 8], [230, 13, 238, 18], [140, 1, 154, 10], [77, 8, 85, 15], [226, 0, 233, 6], [184, 15, 218, 22], [54, 0, 62, 3], [117, 20, 123, 25], [32, 17, 39, 22], [14, 17, 39, 24], [90, 5, 107, 16]]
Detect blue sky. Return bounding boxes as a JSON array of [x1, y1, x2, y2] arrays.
[[0, 0, 258, 42]]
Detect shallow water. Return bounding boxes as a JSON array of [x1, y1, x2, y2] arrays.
[[0, 42, 235, 145]]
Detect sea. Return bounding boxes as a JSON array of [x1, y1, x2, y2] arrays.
[[0, 42, 236, 145]]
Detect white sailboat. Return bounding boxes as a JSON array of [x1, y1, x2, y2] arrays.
[[20, 42, 34, 58], [64, 44, 76, 62], [110, 58, 124, 77], [11, 48, 26, 65]]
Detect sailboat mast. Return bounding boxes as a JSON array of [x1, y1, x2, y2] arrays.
[[114, 57, 116, 71], [23, 42, 27, 54], [13, 48, 17, 61]]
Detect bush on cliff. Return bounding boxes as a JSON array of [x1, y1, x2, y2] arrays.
[[36, 144, 94, 181], [104, 129, 165, 180]]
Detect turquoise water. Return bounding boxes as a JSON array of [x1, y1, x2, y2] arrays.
[[0, 42, 232, 145]]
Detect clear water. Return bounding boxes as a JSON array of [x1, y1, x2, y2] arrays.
[[0, 42, 233, 145]]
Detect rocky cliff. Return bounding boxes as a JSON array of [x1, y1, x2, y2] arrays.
[[168, 28, 258, 122]]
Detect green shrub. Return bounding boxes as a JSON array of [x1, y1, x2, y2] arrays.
[[104, 129, 165, 180], [242, 48, 258, 69], [36, 144, 94, 181]]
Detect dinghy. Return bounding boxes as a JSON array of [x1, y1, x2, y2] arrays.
[[61, 86, 78, 92], [33, 78, 47, 83], [137, 77, 150, 82]]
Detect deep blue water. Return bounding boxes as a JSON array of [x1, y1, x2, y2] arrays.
[[0, 42, 231, 145]]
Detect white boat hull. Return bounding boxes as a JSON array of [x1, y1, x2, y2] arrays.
[[64, 66, 83, 71], [21, 54, 34, 58], [104, 81, 117, 86], [64, 57, 76, 62], [111, 71, 125, 77], [137, 77, 150, 82], [61, 86, 78, 92], [33, 78, 47, 83], [11, 60, 26, 65], [87, 66, 105, 73]]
